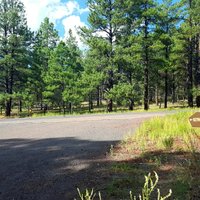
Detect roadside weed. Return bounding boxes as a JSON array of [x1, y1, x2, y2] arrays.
[[109, 144, 114, 156], [130, 172, 172, 200], [76, 188, 102, 200], [76, 172, 172, 200]]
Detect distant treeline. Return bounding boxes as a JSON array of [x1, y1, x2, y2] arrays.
[[0, 0, 199, 116]]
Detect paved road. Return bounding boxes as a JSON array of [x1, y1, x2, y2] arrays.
[[0, 112, 171, 200]]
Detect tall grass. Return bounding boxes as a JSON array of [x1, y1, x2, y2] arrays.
[[132, 111, 200, 149]]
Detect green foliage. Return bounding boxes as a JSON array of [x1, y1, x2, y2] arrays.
[[80, 51, 104, 98], [0, 0, 199, 115], [192, 87, 200, 97], [31, 17, 59, 107], [42, 31, 83, 107], [0, 0, 33, 115], [105, 82, 141, 107]]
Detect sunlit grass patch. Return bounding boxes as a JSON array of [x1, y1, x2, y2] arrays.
[[130, 111, 200, 150]]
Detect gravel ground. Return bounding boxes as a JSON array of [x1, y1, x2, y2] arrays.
[[0, 112, 170, 200]]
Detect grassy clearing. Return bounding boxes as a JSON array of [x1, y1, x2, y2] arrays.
[[103, 111, 200, 199]]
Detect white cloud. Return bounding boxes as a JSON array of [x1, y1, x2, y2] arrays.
[[22, 0, 89, 31], [62, 15, 87, 49], [21, 0, 89, 49], [21, 0, 60, 31]]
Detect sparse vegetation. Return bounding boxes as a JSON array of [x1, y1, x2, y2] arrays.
[[76, 172, 172, 200]]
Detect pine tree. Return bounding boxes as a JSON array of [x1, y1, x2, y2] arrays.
[[80, 50, 104, 112], [0, 0, 32, 116], [173, 0, 200, 107], [44, 31, 83, 112], [32, 17, 59, 109], [126, 0, 158, 110], [84, 0, 121, 112], [155, 0, 182, 108], [191, 0, 200, 107]]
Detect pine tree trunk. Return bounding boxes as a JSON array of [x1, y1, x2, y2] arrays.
[[187, 0, 193, 107], [69, 102, 72, 114], [5, 69, 13, 117], [107, 69, 114, 112], [187, 38, 194, 107], [5, 98, 12, 117], [89, 94, 93, 112], [194, 34, 200, 107], [63, 102, 66, 115], [19, 100, 22, 112], [40, 101, 43, 110], [107, 0, 114, 112], [164, 40, 170, 108], [144, 66, 149, 110], [129, 99, 134, 110], [164, 70, 168, 108], [96, 87, 100, 107], [155, 85, 159, 106], [172, 73, 176, 104], [144, 15, 149, 111], [107, 99, 113, 112], [195, 94, 200, 107]]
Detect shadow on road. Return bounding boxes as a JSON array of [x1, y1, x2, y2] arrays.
[[0, 137, 116, 200]]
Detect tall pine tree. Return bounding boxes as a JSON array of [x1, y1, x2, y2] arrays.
[[0, 0, 32, 116]]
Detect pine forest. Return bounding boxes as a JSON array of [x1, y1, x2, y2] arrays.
[[0, 0, 200, 117]]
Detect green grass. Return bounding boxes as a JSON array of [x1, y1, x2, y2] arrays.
[[131, 110, 200, 150]]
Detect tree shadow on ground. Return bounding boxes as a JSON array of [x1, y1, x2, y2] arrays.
[[107, 150, 200, 200], [0, 137, 116, 200]]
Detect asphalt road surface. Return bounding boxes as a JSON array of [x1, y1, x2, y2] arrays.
[[0, 112, 171, 200]]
